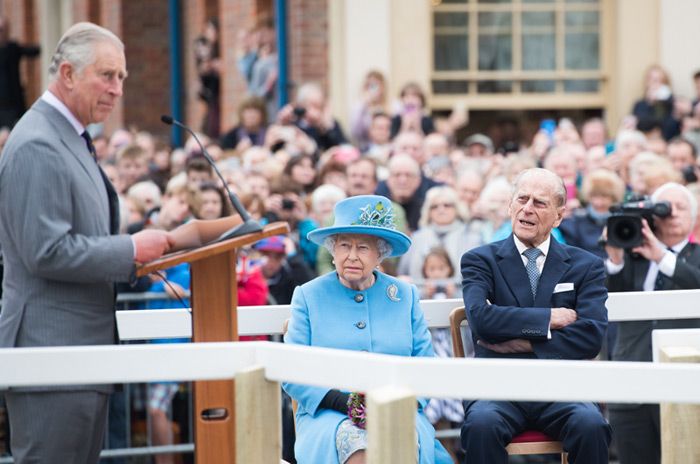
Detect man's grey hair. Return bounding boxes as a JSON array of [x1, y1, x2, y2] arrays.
[[296, 82, 324, 106], [323, 235, 393, 262], [652, 182, 698, 224], [48, 22, 123, 80], [513, 168, 567, 207]]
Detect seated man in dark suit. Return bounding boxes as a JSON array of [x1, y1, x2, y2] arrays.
[[605, 181, 700, 464], [460, 168, 611, 464]]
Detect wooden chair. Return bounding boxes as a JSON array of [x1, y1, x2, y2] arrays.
[[449, 307, 568, 463]]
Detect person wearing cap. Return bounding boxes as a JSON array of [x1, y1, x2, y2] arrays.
[[254, 235, 314, 305], [463, 133, 494, 158], [282, 195, 451, 464]]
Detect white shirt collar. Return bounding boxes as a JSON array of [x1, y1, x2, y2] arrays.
[[41, 90, 85, 136], [513, 234, 551, 258], [668, 239, 688, 254]]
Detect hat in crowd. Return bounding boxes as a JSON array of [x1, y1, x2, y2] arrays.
[[254, 235, 286, 254], [463, 133, 494, 153], [307, 195, 411, 257]]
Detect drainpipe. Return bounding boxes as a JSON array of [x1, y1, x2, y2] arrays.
[[275, 0, 289, 107], [168, 0, 183, 146]]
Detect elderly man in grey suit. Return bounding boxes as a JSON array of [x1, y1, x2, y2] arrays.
[[0, 23, 172, 463]]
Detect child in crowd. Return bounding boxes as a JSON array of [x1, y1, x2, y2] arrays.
[[420, 247, 465, 462]]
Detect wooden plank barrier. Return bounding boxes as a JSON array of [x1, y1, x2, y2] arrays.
[[367, 386, 417, 464], [235, 366, 282, 464], [660, 346, 700, 464]]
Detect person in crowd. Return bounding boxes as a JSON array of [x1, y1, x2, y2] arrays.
[[460, 168, 611, 464], [129, 179, 195, 234], [195, 18, 221, 138], [196, 181, 232, 220], [254, 235, 315, 305], [390, 82, 435, 138], [278, 82, 348, 152], [0, 22, 172, 464], [455, 168, 484, 215], [363, 111, 393, 165], [350, 70, 387, 151], [667, 136, 697, 177], [248, 18, 278, 118], [470, 176, 514, 243], [267, 184, 318, 270], [581, 117, 609, 150], [316, 159, 348, 193], [148, 138, 173, 192], [310, 184, 346, 227], [398, 185, 480, 283], [543, 144, 583, 214], [463, 133, 494, 159], [126, 180, 163, 227], [283, 195, 452, 464], [419, 246, 464, 461], [632, 65, 682, 141], [610, 129, 648, 186], [220, 96, 268, 151], [185, 155, 214, 189], [282, 154, 317, 195], [242, 192, 268, 223], [393, 130, 428, 166], [0, 15, 40, 129], [116, 143, 150, 194], [605, 182, 700, 464], [628, 152, 681, 197], [560, 169, 625, 259], [376, 154, 441, 232]]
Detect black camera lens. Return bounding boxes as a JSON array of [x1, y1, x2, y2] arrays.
[[607, 215, 643, 249], [293, 107, 306, 119], [282, 198, 295, 210], [682, 165, 698, 184]]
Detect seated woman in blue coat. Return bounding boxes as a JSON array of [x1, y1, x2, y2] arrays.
[[283, 195, 451, 464]]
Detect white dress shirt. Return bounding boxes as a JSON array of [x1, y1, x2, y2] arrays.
[[606, 239, 687, 292]]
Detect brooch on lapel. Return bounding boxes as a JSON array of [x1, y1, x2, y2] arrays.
[[386, 284, 400, 302]]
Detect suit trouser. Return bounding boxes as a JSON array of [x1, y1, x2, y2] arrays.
[[6, 390, 109, 464], [461, 400, 612, 464], [609, 404, 660, 464]]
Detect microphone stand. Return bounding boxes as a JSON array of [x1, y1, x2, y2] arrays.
[[161, 115, 262, 240]]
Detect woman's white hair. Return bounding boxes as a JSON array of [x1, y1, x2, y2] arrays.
[[49, 22, 124, 80], [323, 235, 393, 262], [311, 184, 347, 214], [418, 185, 468, 228]]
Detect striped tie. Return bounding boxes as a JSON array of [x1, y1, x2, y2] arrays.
[[523, 247, 543, 300]]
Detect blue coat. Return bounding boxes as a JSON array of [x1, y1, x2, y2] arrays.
[[283, 271, 451, 464], [461, 235, 608, 360]]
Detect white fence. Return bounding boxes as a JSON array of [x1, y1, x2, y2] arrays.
[[116, 289, 700, 340]]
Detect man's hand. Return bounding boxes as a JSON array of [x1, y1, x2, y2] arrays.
[[133, 230, 174, 263], [631, 219, 665, 263], [477, 339, 533, 354], [550, 307, 577, 330]]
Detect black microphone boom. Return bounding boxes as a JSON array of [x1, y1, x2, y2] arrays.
[[161, 114, 262, 240]]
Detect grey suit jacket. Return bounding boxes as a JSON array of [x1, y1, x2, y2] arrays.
[[0, 99, 135, 391]]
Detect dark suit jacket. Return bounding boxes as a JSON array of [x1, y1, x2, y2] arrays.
[[606, 242, 700, 364], [461, 235, 608, 360]]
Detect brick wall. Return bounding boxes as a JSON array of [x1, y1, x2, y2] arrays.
[[287, 0, 328, 100], [121, 0, 171, 136], [0, 0, 332, 139]]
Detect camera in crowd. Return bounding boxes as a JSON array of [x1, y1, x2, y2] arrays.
[[606, 197, 671, 248]]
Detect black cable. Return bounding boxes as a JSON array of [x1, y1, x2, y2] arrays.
[[153, 270, 189, 309]]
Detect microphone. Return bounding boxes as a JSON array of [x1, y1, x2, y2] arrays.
[[161, 115, 262, 240]]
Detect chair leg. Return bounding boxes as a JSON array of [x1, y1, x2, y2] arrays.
[[561, 452, 568, 464]]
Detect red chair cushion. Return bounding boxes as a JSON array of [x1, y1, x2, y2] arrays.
[[510, 430, 556, 443]]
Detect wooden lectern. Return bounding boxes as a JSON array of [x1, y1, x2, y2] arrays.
[[137, 220, 289, 463]]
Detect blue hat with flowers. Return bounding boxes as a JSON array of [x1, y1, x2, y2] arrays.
[[307, 195, 411, 257]]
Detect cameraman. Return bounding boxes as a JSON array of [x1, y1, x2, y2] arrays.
[[605, 182, 700, 464], [277, 82, 347, 154]]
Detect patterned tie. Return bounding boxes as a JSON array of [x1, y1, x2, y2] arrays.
[[523, 247, 543, 300]]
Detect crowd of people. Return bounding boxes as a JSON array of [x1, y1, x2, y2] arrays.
[[1, 14, 700, 464]]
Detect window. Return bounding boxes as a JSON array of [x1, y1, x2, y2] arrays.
[[431, 0, 608, 109]]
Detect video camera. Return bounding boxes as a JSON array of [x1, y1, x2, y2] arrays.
[[606, 197, 671, 248]]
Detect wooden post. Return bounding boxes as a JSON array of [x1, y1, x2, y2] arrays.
[[366, 386, 416, 464], [660, 346, 700, 464], [235, 366, 281, 464]]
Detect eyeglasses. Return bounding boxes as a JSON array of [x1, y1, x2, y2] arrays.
[[430, 202, 455, 210]]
